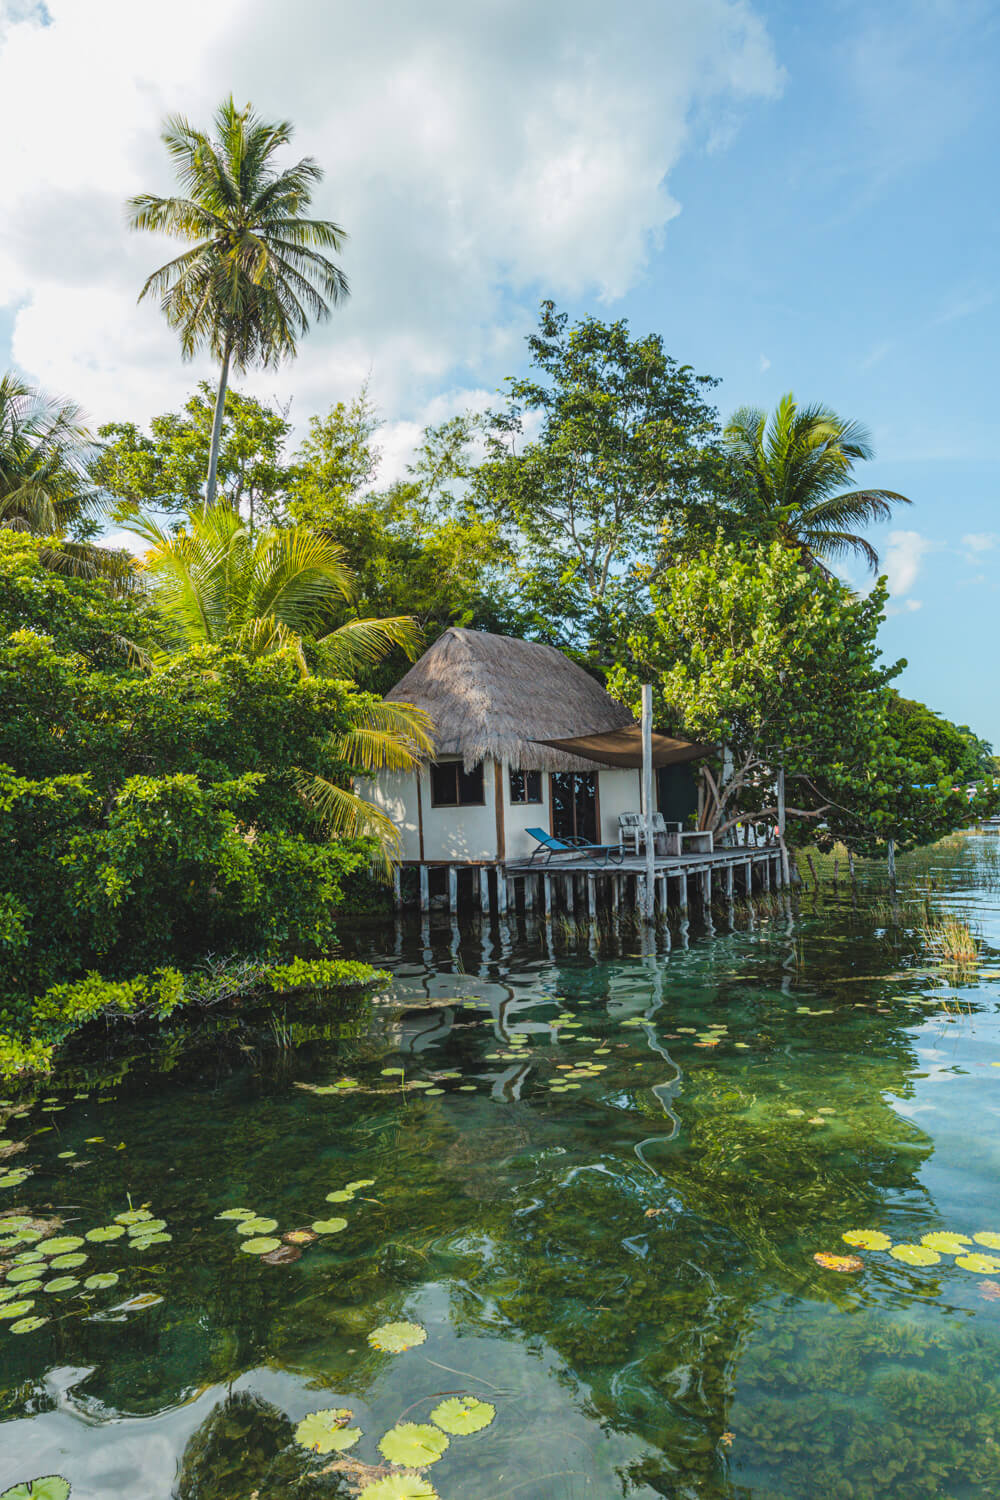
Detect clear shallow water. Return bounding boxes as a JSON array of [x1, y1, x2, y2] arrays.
[[2, 838, 1000, 1498]]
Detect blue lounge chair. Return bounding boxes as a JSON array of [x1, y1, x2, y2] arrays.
[[525, 827, 625, 866]]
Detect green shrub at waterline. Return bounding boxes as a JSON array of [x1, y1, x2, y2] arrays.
[[0, 957, 389, 1079]]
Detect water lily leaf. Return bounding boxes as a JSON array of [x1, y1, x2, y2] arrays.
[[973, 1231, 1000, 1250], [311, 1218, 348, 1235], [9, 1316, 48, 1335], [920, 1231, 972, 1254], [262, 1244, 301, 1265], [357, 1478, 439, 1500], [0, 1285, 29, 1301], [380, 1068, 405, 1076], [283, 1228, 318, 1246], [842, 1230, 892, 1251], [0, 1299, 35, 1317], [378, 1422, 449, 1466], [344, 1179, 375, 1190], [0, 1476, 69, 1499], [429, 1395, 496, 1434], [239, 1237, 281, 1255], [7, 1265, 43, 1283], [0, 1170, 31, 1188], [368, 1320, 427, 1353], [43, 1277, 79, 1293], [39, 1237, 84, 1256], [84, 1273, 118, 1290], [325, 1191, 354, 1204], [85, 1226, 125, 1242], [114, 1209, 152, 1226], [408, 1081, 433, 1090], [126, 1218, 166, 1237], [813, 1252, 864, 1273], [889, 1243, 941, 1266], [215, 1208, 256, 1221], [50, 1253, 86, 1269], [956, 1252, 1000, 1273], [12, 1251, 43, 1264], [235, 1218, 278, 1236], [130, 1233, 171, 1248], [294, 1407, 362, 1454]]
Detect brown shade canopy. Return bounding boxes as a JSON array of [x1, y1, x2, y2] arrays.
[[532, 724, 715, 769]]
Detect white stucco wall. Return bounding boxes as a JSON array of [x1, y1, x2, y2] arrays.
[[363, 760, 645, 863], [597, 767, 644, 845]]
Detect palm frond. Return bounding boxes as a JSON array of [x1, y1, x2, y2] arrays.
[[294, 769, 400, 881], [315, 616, 421, 677]]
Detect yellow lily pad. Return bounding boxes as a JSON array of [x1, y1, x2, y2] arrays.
[[889, 1243, 940, 1266], [842, 1230, 892, 1251], [956, 1252, 1000, 1273], [973, 1231, 1000, 1250], [920, 1231, 972, 1254]]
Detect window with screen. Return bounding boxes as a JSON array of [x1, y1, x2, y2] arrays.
[[429, 761, 485, 806], [509, 769, 542, 804]]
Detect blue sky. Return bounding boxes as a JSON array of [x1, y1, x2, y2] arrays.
[[0, 0, 996, 740]]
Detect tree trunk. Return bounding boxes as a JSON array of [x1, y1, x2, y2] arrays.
[[205, 342, 232, 508]]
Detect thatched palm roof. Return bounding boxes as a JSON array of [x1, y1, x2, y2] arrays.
[[385, 627, 633, 772]]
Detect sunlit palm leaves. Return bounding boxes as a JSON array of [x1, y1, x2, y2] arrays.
[[724, 393, 910, 571], [0, 372, 128, 585], [123, 502, 429, 873], [128, 97, 348, 503]]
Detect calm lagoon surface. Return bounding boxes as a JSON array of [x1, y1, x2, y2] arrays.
[[3, 836, 1000, 1499]]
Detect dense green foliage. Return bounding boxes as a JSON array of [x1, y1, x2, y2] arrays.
[[0, 536, 394, 1066]]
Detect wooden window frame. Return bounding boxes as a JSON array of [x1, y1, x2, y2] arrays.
[[508, 768, 543, 805], [429, 760, 486, 808]]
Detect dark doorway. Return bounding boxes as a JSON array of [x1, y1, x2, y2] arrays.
[[550, 772, 598, 843]]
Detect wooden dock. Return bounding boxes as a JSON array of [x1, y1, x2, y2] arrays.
[[398, 844, 783, 918]]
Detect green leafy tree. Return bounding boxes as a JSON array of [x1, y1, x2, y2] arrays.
[[93, 383, 292, 530], [477, 301, 723, 653], [723, 393, 911, 571], [285, 384, 382, 526], [128, 96, 348, 506]]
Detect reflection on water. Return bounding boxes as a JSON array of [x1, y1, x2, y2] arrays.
[[2, 836, 1000, 1497]]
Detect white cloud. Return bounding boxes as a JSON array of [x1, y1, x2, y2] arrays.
[[962, 531, 997, 554], [0, 0, 782, 433], [758, 352, 770, 372], [884, 528, 935, 598]]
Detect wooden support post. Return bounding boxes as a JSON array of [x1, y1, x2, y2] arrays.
[[887, 837, 897, 889], [679, 872, 688, 911], [392, 867, 402, 906], [641, 684, 656, 924], [447, 865, 458, 915], [724, 863, 734, 899], [657, 874, 667, 912], [496, 868, 508, 914], [524, 873, 536, 912], [762, 857, 770, 893], [702, 868, 712, 906], [419, 864, 430, 913], [543, 872, 552, 919], [586, 873, 596, 921], [611, 875, 620, 918], [777, 763, 791, 887], [479, 865, 491, 915]]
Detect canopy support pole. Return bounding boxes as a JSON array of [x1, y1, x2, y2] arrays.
[[641, 685, 656, 924]]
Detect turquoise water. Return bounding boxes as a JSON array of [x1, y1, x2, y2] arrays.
[[2, 836, 1000, 1498]]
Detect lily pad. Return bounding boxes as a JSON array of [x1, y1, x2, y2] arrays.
[[50, 1253, 86, 1270], [9, 1316, 49, 1335], [235, 1218, 278, 1236], [973, 1231, 1000, 1250], [84, 1273, 119, 1290], [0, 1477, 69, 1499], [85, 1225, 125, 1242], [357, 1479, 439, 1500], [324, 1191, 354, 1204], [813, 1252, 864, 1273], [921, 1231, 972, 1254], [0, 1299, 35, 1318], [0, 1170, 31, 1188], [378, 1423, 449, 1467], [215, 1208, 257, 1221], [294, 1407, 362, 1454], [889, 1243, 941, 1266], [368, 1320, 427, 1353], [842, 1230, 892, 1251], [7, 1265, 43, 1283], [130, 1233, 172, 1248], [43, 1277, 79, 1293], [127, 1218, 166, 1237], [283, 1228, 318, 1246], [429, 1395, 496, 1434], [114, 1209, 152, 1226], [311, 1218, 348, 1235], [956, 1252, 1000, 1273], [239, 1237, 281, 1255], [39, 1237, 84, 1256], [344, 1179, 375, 1190]]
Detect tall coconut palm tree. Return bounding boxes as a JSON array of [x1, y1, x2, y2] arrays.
[[122, 501, 431, 871], [724, 393, 910, 571], [0, 372, 131, 585], [128, 97, 348, 508]]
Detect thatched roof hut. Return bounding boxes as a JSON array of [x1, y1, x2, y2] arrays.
[[385, 627, 633, 772]]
